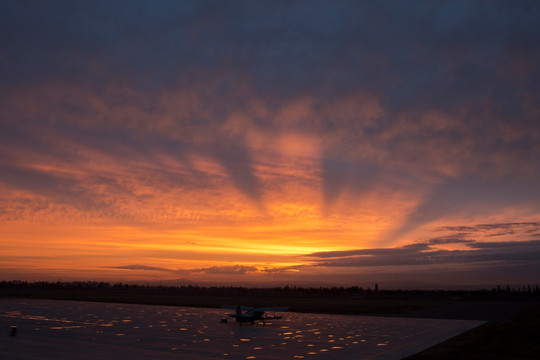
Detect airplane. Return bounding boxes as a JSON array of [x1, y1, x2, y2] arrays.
[[221, 305, 288, 325]]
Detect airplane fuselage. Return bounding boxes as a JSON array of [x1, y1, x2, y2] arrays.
[[222, 305, 287, 326]]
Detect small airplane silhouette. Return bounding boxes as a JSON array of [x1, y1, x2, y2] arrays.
[[221, 305, 288, 325]]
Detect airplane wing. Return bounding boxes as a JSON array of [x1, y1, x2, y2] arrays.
[[221, 305, 288, 314], [240, 307, 289, 316], [252, 307, 288, 312], [221, 305, 253, 312]]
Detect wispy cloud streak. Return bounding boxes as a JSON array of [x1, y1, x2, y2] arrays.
[[108, 264, 297, 276], [310, 222, 540, 268]]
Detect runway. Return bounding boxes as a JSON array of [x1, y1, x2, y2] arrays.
[[1, 299, 484, 359]]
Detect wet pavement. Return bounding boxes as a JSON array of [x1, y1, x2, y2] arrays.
[[0, 299, 484, 359]]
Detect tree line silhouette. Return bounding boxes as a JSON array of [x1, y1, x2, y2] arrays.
[[1, 280, 539, 299]]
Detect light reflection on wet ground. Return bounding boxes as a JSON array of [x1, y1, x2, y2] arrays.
[[0, 299, 484, 359]]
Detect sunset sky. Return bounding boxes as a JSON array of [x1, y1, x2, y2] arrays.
[[1, 1, 540, 288]]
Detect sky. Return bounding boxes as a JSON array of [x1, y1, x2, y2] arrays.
[[1, 0, 540, 288]]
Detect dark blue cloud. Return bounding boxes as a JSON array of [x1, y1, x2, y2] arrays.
[[3, 1, 538, 99], [310, 239, 540, 268], [309, 222, 540, 275], [3, 0, 539, 123], [2, 0, 540, 218]]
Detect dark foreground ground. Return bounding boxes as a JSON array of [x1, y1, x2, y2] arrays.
[[405, 303, 540, 360], [2, 284, 539, 359]]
